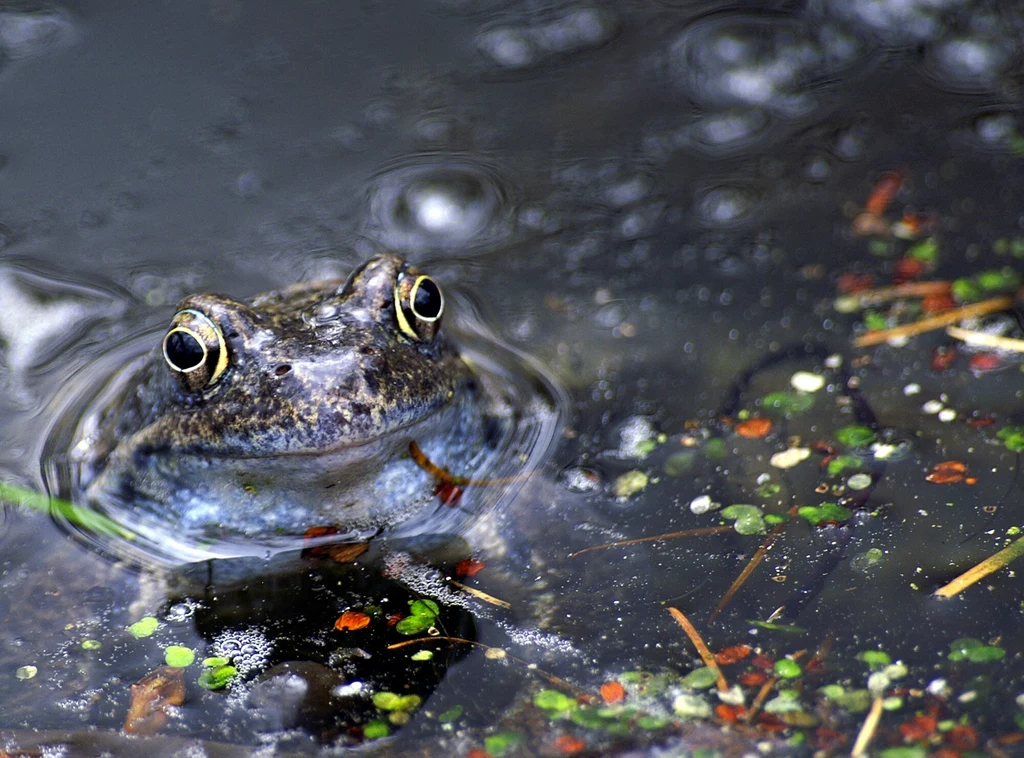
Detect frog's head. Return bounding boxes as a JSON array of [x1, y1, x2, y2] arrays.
[[126, 255, 469, 459]]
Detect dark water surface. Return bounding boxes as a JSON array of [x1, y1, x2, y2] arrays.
[[3, 1, 1024, 755]]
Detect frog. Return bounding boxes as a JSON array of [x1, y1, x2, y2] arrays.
[[74, 254, 518, 562]]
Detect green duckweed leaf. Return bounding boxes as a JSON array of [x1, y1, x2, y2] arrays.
[[798, 502, 852, 526], [198, 664, 237, 690], [834, 425, 876, 448], [437, 705, 463, 723], [128, 617, 159, 638], [773, 659, 802, 679], [760, 391, 815, 416], [997, 426, 1024, 452], [363, 720, 390, 740], [409, 599, 439, 618], [484, 732, 524, 756], [395, 615, 434, 635], [857, 650, 891, 669], [533, 689, 577, 713], [680, 666, 719, 690], [827, 455, 862, 476], [164, 645, 195, 668]]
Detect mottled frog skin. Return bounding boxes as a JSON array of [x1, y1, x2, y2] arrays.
[[81, 255, 500, 557]]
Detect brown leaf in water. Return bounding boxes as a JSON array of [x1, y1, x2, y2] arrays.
[[123, 665, 185, 735], [327, 541, 370, 563]]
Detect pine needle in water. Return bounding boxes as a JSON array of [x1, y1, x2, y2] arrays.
[[852, 295, 1014, 347], [666, 606, 728, 692], [934, 535, 1024, 599]]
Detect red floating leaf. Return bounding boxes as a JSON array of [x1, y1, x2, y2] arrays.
[[554, 735, 586, 754], [837, 273, 876, 294], [926, 460, 967, 484], [715, 644, 752, 665], [600, 681, 625, 704], [969, 353, 1002, 373], [739, 671, 768, 687], [456, 559, 486, 577], [899, 714, 937, 742], [735, 418, 773, 439], [334, 611, 371, 631], [946, 724, 978, 750], [931, 346, 957, 372]]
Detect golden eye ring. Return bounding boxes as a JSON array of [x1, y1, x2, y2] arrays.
[[162, 309, 229, 391], [394, 270, 444, 342]]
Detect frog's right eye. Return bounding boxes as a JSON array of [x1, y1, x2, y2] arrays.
[[162, 309, 229, 391]]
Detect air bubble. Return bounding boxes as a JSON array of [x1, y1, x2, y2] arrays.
[[695, 185, 759, 227], [212, 629, 273, 676], [476, 7, 617, 71], [365, 159, 512, 253], [923, 33, 1015, 93], [816, 0, 957, 46], [669, 15, 860, 118]]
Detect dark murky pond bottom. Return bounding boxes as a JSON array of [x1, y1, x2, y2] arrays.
[[3, 1, 1024, 756]]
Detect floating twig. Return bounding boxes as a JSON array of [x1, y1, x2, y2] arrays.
[[946, 325, 1024, 353], [850, 694, 884, 758], [934, 535, 1024, 599], [709, 514, 792, 623], [853, 295, 1015, 347], [666, 607, 728, 693], [569, 526, 734, 558], [447, 579, 512, 609], [836, 281, 951, 311], [387, 636, 583, 695]]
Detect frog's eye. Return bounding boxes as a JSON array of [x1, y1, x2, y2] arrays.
[[162, 309, 229, 391], [394, 270, 444, 342]]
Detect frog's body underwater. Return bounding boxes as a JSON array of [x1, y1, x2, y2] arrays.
[[77, 255, 520, 561]]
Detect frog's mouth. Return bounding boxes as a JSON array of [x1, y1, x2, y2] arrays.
[[116, 387, 469, 463]]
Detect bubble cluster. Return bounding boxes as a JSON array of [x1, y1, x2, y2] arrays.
[[923, 30, 1016, 93], [669, 15, 865, 118], [816, 0, 958, 46], [476, 6, 617, 71], [364, 159, 512, 253], [212, 629, 273, 676]]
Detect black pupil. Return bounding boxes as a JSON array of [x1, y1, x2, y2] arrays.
[[166, 331, 205, 370], [413, 279, 442, 319]]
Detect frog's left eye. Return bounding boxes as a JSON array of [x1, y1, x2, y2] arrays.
[[394, 269, 444, 342], [162, 309, 229, 391]]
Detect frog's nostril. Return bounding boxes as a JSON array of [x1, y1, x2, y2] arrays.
[[274, 364, 292, 376]]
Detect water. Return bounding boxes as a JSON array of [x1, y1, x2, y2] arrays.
[[3, 0, 1024, 754]]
